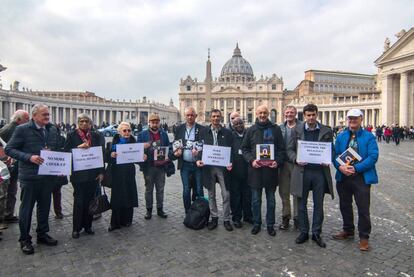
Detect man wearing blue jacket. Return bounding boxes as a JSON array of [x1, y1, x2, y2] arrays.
[[137, 113, 171, 220], [333, 109, 379, 251]]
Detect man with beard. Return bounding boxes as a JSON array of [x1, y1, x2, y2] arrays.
[[196, 109, 233, 231], [287, 103, 334, 248], [241, 105, 285, 236], [137, 114, 170, 220]]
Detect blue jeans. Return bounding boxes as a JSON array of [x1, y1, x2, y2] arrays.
[[180, 162, 203, 212], [251, 187, 276, 227]]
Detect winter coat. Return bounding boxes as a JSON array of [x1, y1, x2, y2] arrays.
[[333, 128, 379, 185], [287, 123, 334, 199], [108, 134, 139, 209], [5, 120, 59, 182], [241, 120, 285, 189], [64, 130, 105, 184]]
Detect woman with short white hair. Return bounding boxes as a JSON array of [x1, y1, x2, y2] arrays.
[[107, 122, 140, 231]]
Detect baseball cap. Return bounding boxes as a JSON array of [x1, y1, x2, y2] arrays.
[[346, 109, 363, 118]]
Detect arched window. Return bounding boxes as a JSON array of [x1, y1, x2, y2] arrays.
[[270, 109, 277, 123]]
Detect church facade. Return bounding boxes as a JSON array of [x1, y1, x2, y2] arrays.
[[179, 44, 286, 124]]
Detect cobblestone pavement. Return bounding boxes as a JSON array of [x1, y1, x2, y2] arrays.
[[0, 140, 413, 277]]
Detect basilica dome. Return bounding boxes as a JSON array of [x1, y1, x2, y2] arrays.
[[220, 44, 254, 82]]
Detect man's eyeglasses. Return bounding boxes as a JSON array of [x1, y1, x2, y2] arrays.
[[186, 114, 195, 117], [79, 120, 89, 123], [121, 129, 132, 133]]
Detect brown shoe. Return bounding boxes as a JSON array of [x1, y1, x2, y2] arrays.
[[332, 231, 354, 240], [359, 239, 369, 251]]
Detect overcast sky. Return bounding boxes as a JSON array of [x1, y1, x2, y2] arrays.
[[0, 0, 413, 106]]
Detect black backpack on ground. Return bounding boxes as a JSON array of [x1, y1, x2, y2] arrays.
[[183, 198, 210, 230]]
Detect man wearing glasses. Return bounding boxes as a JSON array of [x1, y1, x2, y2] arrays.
[[172, 107, 204, 213], [6, 104, 59, 255], [332, 109, 379, 251]]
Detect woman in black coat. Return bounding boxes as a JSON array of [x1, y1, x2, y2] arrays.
[[64, 114, 104, 239], [107, 122, 139, 231]]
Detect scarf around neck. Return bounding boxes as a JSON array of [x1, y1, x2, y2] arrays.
[[76, 128, 92, 146]]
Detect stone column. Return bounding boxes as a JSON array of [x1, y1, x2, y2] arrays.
[[223, 99, 227, 124], [329, 111, 334, 127], [399, 72, 408, 126]]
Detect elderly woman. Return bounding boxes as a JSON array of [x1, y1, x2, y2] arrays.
[[64, 114, 104, 239], [107, 122, 140, 231]]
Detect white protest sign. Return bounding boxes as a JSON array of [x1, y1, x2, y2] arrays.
[[201, 144, 231, 167], [38, 150, 72, 176], [297, 140, 332, 164], [116, 143, 144, 164], [72, 146, 104, 171]]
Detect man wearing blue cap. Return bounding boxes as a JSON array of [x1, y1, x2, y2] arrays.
[[332, 108, 379, 251]]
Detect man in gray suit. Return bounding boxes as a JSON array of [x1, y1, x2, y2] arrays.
[[278, 105, 302, 230], [287, 104, 334, 248]]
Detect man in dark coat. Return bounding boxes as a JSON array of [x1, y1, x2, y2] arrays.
[[171, 107, 204, 213], [196, 109, 233, 231], [241, 105, 285, 237], [0, 109, 30, 224], [230, 117, 252, 228], [5, 104, 59, 255], [287, 103, 334, 248]]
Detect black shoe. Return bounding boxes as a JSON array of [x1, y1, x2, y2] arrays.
[[145, 209, 152, 220], [251, 225, 261, 235], [233, 221, 243, 229], [4, 215, 19, 223], [224, 221, 233, 232], [312, 234, 326, 248], [37, 234, 58, 246], [157, 209, 168, 219], [295, 233, 309, 244], [72, 231, 80, 239], [207, 217, 218, 230], [279, 217, 289, 230], [84, 228, 95, 235], [20, 241, 35, 255], [267, 226, 276, 236]]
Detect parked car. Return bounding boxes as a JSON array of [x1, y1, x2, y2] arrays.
[[98, 124, 118, 137]]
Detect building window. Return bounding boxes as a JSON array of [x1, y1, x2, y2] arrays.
[[186, 86, 191, 91], [272, 84, 276, 90]]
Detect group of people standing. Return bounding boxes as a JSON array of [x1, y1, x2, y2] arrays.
[[0, 101, 379, 255], [174, 104, 378, 252]]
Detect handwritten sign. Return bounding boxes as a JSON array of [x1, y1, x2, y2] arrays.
[[201, 144, 231, 167], [116, 143, 144, 164], [38, 150, 72, 176], [72, 146, 104, 171], [297, 140, 332, 164]]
